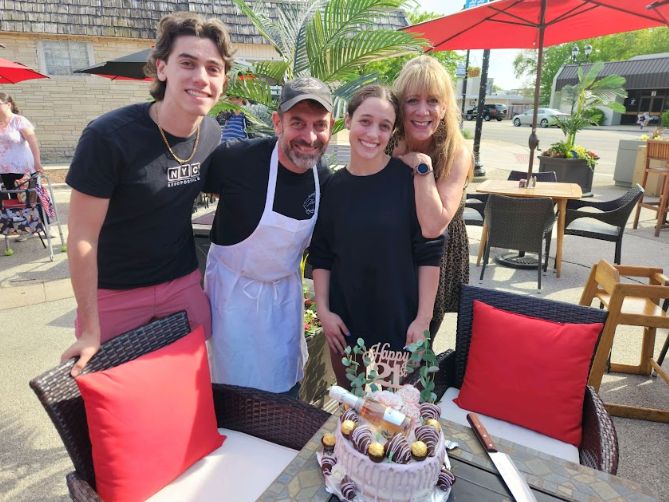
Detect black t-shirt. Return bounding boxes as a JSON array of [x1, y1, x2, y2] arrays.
[[308, 158, 445, 351], [204, 136, 332, 246], [66, 102, 221, 289]]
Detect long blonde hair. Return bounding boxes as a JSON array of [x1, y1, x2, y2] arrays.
[[393, 56, 470, 181]]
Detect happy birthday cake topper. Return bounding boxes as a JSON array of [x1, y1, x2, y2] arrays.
[[343, 334, 439, 403], [364, 343, 411, 390]]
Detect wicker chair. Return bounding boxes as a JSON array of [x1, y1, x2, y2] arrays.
[[464, 171, 557, 227], [424, 285, 618, 475], [564, 184, 644, 265], [29, 311, 330, 502], [480, 194, 556, 289]]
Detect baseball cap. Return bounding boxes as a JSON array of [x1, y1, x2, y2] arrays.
[[278, 76, 333, 113]]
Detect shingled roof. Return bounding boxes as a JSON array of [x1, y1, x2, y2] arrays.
[[0, 0, 410, 45], [555, 55, 669, 92]]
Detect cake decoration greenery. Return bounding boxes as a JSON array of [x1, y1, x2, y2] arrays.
[[342, 331, 439, 403]]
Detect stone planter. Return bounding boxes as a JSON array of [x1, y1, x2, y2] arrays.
[[299, 329, 336, 408], [537, 155, 593, 196]]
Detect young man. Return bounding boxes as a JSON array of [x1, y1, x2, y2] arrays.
[[204, 76, 333, 397], [61, 12, 234, 377]]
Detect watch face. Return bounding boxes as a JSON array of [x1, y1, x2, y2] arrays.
[[416, 163, 430, 175]]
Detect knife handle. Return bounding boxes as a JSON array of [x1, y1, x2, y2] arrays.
[[467, 413, 498, 453]]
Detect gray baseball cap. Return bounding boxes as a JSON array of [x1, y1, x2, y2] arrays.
[[278, 76, 333, 113]]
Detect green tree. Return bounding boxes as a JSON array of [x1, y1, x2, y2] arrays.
[[513, 27, 669, 106], [222, 0, 426, 134]]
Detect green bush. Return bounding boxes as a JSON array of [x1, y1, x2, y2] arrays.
[[661, 110, 669, 128], [582, 108, 605, 126]]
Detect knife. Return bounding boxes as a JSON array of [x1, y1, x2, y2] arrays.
[[467, 413, 538, 502]]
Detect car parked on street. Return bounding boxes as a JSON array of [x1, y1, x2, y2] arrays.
[[465, 103, 507, 121], [513, 108, 569, 128]]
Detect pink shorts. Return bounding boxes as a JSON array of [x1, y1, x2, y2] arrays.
[[74, 269, 212, 344]]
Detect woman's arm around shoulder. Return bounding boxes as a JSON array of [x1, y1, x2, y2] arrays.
[[412, 144, 472, 238]]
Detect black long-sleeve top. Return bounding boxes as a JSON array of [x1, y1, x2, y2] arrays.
[[308, 158, 446, 351]]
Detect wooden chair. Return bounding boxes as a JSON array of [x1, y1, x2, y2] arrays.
[[405, 284, 618, 474], [580, 259, 669, 423], [30, 311, 330, 501], [632, 140, 669, 237]]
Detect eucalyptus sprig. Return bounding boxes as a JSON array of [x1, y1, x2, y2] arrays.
[[404, 330, 439, 403], [342, 338, 379, 397]]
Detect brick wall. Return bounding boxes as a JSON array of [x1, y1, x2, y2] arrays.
[[1, 34, 278, 162]]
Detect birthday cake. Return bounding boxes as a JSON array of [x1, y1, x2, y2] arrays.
[[319, 386, 455, 502]]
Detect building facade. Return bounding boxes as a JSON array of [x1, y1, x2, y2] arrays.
[[0, 0, 408, 161], [551, 53, 669, 126]]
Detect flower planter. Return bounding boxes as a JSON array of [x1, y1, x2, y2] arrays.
[[538, 155, 593, 196], [299, 329, 337, 408]]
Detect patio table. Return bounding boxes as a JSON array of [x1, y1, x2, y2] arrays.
[[258, 413, 658, 502], [476, 180, 582, 278]]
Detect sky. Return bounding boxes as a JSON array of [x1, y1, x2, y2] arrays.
[[414, 0, 524, 90]]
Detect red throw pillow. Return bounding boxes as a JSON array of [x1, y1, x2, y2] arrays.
[[454, 301, 602, 447], [76, 325, 225, 502]]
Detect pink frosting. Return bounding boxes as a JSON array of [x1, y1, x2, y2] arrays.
[[334, 426, 446, 502]]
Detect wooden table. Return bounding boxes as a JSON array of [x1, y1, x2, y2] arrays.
[[476, 180, 583, 278], [258, 414, 658, 501]]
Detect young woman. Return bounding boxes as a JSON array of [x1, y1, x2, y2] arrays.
[[391, 56, 474, 337], [309, 85, 445, 387]]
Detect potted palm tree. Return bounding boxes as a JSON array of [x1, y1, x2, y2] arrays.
[[538, 61, 627, 196], [220, 0, 426, 134]]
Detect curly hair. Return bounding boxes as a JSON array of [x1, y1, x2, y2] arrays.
[[393, 56, 470, 181], [144, 12, 235, 101]]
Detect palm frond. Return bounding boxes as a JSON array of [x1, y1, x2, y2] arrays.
[[229, 0, 287, 58], [248, 60, 291, 85], [314, 29, 424, 82], [331, 72, 385, 118], [227, 77, 277, 109]]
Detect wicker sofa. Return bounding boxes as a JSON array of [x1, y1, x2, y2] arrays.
[[418, 285, 619, 475], [29, 311, 330, 501]]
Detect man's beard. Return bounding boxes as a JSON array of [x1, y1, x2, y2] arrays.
[[279, 134, 326, 170]]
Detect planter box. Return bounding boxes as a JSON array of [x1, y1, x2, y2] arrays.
[[614, 139, 645, 187], [538, 156, 593, 195], [299, 329, 336, 408]]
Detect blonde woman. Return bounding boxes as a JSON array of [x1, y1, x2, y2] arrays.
[[391, 56, 474, 337]]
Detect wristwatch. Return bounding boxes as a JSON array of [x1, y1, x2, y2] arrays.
[[414, 163, 433, 176]]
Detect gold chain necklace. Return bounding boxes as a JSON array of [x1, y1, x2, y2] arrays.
[[155, 103, 200, 164]]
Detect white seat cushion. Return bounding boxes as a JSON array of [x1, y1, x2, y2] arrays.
[[439, 387, 580, 464], [147, 428, 298, 502]]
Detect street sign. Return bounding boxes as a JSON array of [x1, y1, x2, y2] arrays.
[[456, 65, 467, 77], [465, 0, 489, 8]]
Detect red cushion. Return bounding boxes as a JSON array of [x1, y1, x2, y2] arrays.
[[76, 326, 224, 502], [454, 301, 602, 447]]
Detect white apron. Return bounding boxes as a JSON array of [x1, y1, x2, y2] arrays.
[[205, 144, 320, 392]]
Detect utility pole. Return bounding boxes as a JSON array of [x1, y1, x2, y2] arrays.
[[460, 50, 470, 129], [472, 49, 490, 177]]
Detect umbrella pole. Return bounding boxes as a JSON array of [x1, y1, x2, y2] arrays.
[[527, 0, 548, 182]]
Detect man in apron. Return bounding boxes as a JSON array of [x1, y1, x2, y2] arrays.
[[203, 77, 334, 396]]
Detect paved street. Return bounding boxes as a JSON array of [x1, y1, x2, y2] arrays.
[[461, 120, 646, 179]]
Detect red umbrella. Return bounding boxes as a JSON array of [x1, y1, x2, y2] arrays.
[[402, 0, 669, 179], [0, 57, 49, 84]]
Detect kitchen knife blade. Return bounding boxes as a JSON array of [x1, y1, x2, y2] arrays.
[[467, 413, 538, 502]]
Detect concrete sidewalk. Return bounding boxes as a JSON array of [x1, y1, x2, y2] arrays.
[[1, 139, 668, 501]]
